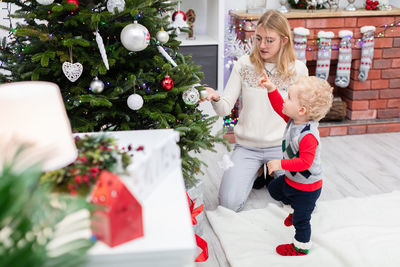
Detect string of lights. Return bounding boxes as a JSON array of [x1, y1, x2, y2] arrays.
[[229, 18, 400, 52]]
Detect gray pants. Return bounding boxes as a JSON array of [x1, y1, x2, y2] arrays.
[[218, 144, 283, 212]]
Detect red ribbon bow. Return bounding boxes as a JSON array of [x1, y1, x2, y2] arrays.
[[186, 192, 208, 262]]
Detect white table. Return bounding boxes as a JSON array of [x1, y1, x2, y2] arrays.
[[83, 129, 196, 267]]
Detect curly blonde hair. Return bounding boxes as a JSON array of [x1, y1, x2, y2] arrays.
[[294, 76, 333, 122], [249, 10, 296, 77]]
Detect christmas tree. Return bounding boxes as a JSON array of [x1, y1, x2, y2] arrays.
[[0, 0, 228, 183], [0, 160, 93, 267]]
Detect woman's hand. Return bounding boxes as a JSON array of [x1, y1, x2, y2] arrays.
[[258, 72, 276, 92], [267, 160, 282, 175], [201, 87, 220, 102]]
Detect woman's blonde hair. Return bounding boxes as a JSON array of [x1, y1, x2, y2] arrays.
[[250, 10, 296, 77], [294, 76, 334, 122]]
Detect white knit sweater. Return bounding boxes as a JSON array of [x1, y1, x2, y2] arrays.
[[212, 55, 308, 148]]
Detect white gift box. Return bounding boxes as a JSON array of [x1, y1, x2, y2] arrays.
[[75, 129, 181, 202]]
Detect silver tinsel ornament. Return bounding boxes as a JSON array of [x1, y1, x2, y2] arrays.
[[107, 0, 125, 14], [127, 93, 143, 110], [90, 77, 105, 93], [156, 28, 169, 44], [36, 0, 54, 5], [120, 21, 150, 52], [182, 87, 200, 105]]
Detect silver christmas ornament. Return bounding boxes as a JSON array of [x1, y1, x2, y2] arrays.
[[182, 87, 200, 105], [127, 93, 144, 110], [156, 28, 169, 44], [36, 0, 54, 5], [90, 77, 105, 93], [120, 21, 150, 52], [107, 0, 125, 14], [200, 90, 208, 100]]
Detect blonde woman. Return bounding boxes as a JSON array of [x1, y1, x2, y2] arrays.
[[203, 10, 308, 212]]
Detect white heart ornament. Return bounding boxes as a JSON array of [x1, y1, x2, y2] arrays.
[[62, 62, 83, 82]]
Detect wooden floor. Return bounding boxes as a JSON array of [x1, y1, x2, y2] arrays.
[[194, 132, 400, 267]]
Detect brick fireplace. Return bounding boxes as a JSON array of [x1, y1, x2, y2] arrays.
[[227, 8, 400, 137]]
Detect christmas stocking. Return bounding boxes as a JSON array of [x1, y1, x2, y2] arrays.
[[315, 31, 334, 80], [276, 239, 311, 256], [335, 30, 353, 88], [358, 26, 376, 82], [293, 27, 310, 65]]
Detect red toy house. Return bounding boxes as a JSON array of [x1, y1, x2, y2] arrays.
[[90, 170, 144, 247]]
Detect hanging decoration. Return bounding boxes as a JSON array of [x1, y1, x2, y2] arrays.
[[67, 0, 79, 10], [62, 47, 83, 82], [200, 89, 208, 100], [161, 75, 174, 90], [36, 0, 54, 5], [89, 77, 105, 93], [107, 0, 125, 14], [120, 21, 150, 52], [358, 26, 376, 82], [156, 28, 169, 44], [127, 93, 144, 110], [95, 30, 109, 70], [293, 27, 310, 65], [335, 30, 353, 88], [169, 1, 188, 34], [182, 86, 200, 105], [156, 45, 177, 67], [315, 31, 334, 80]]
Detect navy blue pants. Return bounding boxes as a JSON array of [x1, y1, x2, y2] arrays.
[[268, 175, 321, 243]]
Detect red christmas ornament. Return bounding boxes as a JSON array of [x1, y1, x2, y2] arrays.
[[161, 75, 174, 90], [172, 10, 186, 21], [67, 0, 79, 9]]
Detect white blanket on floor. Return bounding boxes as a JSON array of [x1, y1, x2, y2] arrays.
[[206, 191, 400, 267]]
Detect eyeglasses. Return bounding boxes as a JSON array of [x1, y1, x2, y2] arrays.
[[255, 36, 279, 46]]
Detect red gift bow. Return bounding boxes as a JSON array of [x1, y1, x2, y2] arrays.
[[186, 192, 208, 262]]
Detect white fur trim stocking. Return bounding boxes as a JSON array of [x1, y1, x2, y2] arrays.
[[335, 30, 353, 88], [316, 31, 334, 80], [358, 26, 376, 82], [293, 238, 312, 250], [293, 27, 310, 65]]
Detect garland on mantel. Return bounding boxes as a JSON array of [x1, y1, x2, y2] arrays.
[[288, 0, 327, 9]]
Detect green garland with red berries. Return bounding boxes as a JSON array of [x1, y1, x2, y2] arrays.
[[40, 135, 134, 196]]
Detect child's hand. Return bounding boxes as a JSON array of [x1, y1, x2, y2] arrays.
[[200, 87, 220, 102], [267, 160, 282, 175], [258, 72, 276, 92]]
